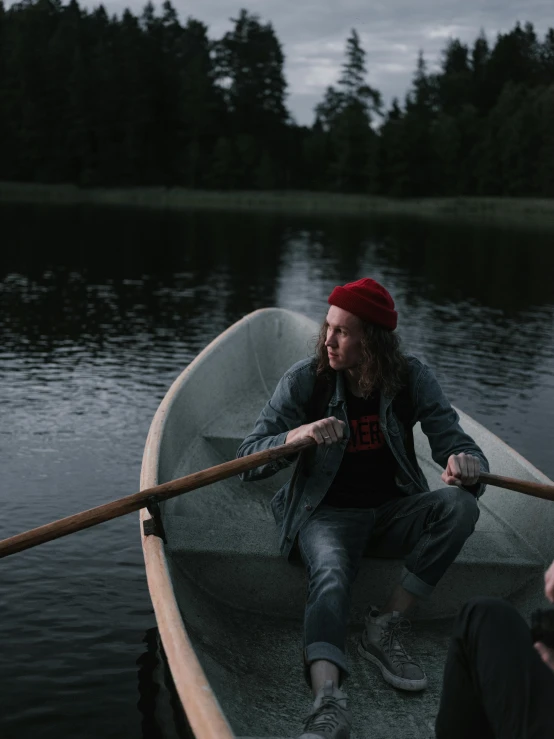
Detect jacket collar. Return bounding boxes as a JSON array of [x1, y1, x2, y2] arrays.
[[330, 370, 396, 411], [329, 370, 347, 407]]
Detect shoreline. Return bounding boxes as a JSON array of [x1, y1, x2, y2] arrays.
[[1, 181, 554, 228]]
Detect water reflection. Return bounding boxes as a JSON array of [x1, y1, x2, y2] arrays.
[[0, 201, 553, 739], [136, 628, 194, 739]]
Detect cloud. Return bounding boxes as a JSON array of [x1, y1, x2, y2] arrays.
[[425, 24, 470, 40]]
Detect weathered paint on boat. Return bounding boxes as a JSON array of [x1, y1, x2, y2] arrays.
[[140, 308, 554, 739]]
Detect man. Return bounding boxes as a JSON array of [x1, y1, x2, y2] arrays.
[[435, 560, 554, 738], [237, 277, 489, 739]]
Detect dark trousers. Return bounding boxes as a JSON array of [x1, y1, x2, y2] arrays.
[[297, 488, 479, 678], [436, 597, 554, 739]]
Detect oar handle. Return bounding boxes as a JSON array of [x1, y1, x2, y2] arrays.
[[478, 471, 554, 502], [0, 437, 315, 559]]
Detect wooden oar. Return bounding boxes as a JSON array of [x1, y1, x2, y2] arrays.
[[478, 471, 554, 502], [0, 438, 553, 559], [0, 437, 314, 559]]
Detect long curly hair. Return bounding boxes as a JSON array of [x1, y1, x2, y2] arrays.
[[315, 319, 408, 398]]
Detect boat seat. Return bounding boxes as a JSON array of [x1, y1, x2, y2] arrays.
[[163, 438, 543, 622]]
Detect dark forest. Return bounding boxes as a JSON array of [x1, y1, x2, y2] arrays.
[[1, 0, 553, 196]]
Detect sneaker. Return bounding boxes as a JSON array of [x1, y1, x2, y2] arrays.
[[298, 679, 352, 739], [358, 607, 428, 691]]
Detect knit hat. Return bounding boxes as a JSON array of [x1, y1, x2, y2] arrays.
[[328, 277, 398, 330]]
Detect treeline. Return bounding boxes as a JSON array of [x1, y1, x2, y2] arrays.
[[1, 0, 554, 196]]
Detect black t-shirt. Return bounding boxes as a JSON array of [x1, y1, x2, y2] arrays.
[[324, 385, 401, 508]]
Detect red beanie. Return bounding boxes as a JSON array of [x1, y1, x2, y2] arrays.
[[328, 278, 398, 330]]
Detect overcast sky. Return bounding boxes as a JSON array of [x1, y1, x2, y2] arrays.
[[99, 0, 552, 126]]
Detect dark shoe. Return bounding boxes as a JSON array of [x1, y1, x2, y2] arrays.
[[298, 679, 352, 739], [358, 607, 428, 691]]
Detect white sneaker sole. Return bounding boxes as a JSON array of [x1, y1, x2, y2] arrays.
[[357, 641, 428, 692]]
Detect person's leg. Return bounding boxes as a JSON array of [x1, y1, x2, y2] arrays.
[[298, 505, 374, 692], [296, 506, 373, 739], [435, 597, 496, 739], [368, 487, 480, 603], [436, 596, 554, 739], [381, 582, 417, 615], [358, 487, 479, 690], [309, 660, 340, 695]]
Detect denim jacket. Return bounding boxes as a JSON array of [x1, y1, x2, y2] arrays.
[[236, 355, 489, 558]]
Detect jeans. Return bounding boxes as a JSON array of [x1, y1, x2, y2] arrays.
[[436, 597, 554, 738], [297, 487, 480, 679]]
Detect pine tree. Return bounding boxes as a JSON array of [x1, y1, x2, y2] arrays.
[[213, 8, 288, 171], [437, 39, 472, 115], [539, 29, 554, 83], [471, 31, 491, 113], [401, 52, 438, 195], [207, 136, 237, 189], [533, 84, 554, 195], [314, 29, 382, 192], [377, 99, 410, 196]]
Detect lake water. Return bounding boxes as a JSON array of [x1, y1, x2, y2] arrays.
[[1, 203, 553, 738]]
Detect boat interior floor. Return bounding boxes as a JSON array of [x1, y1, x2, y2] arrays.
[[170, 554, 453, 739]]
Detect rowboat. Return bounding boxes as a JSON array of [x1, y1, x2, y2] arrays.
[[140, 307, 554, 739]]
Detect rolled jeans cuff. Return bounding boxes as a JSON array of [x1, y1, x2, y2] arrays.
[[304, 641, 350, 680], [400, 566, 435, 599]]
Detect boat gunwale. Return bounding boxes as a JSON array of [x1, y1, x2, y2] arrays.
[[139, 308, 295, 739], [139, 510, 235, 738]]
